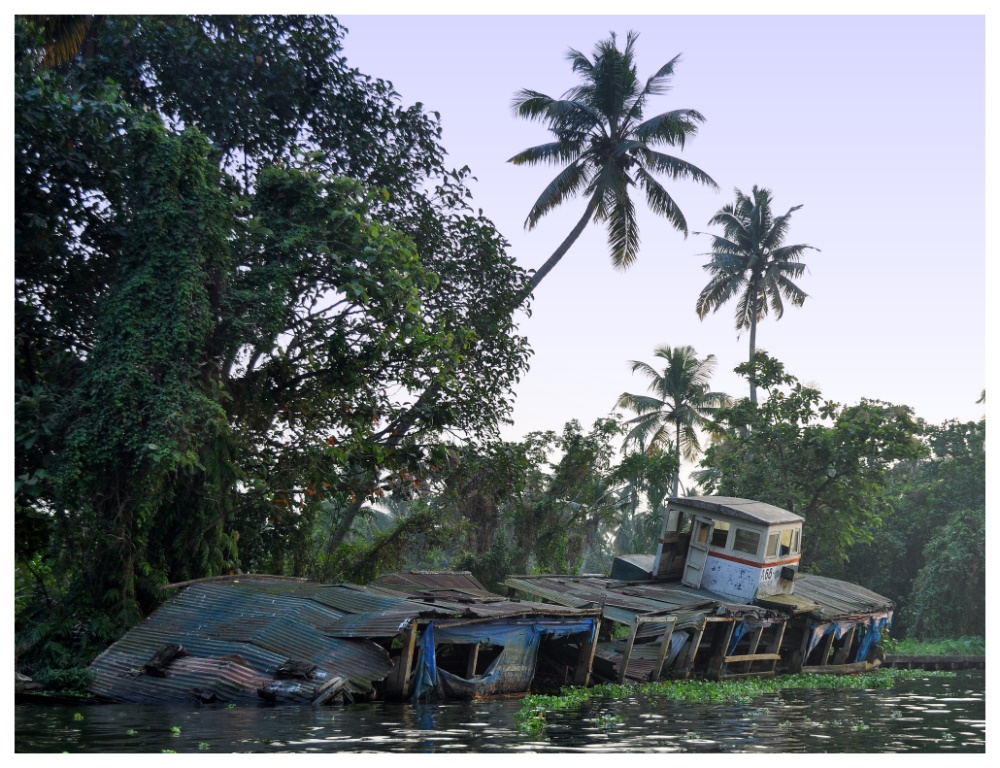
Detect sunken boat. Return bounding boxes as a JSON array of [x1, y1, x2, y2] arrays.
[[506, 496, 894, 683], [86, 496, 892, 704]]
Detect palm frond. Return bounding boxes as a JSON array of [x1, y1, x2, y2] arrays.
[[508, 141, 582, 167], [524, 160, 591, 229], [639, 149, 718, 188], [636, 167, 686, 234], [633, 109, 705, 148], [605, 186, 640, 269]]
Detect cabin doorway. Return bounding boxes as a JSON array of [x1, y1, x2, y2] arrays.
[[682, 515, 715, 589]]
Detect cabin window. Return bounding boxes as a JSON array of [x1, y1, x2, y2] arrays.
[[793, 529, 801, 553], [766, 532, 780, 558], [732, 527, 761, 556], [779, 529, 794, 556], [678, 511, 693, 533], [694, 520, 711, 545], [710, 520, 730, 548], [665, 507, 694, 533]]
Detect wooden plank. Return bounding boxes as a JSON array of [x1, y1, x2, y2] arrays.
[[801, 660, 877, 676], [709, 620, 737, 680], [573, 617, 601, 686], [650, 617, 676, 682], [742, 626, 765, 674], [819, 628, 836, 666], [618, 619, 641, 683], [465, 643, 480, 678], [767, 620, 787, 674], [675, 622, 706, 679], [384, 621, 418, 701], [723, 652, 782, 664], [832, 626, 857, 665], [144, 643, 186, 677]]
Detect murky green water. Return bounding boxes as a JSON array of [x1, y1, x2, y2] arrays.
[[15, 670, 984, 753]]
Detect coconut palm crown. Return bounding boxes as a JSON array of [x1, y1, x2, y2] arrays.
[[617, 344, 731, 496], [509, 30, 718, 292], [695, 186, 818, 402]]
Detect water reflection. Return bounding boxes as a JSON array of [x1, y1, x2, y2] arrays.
[[15, 670, 984, 753]]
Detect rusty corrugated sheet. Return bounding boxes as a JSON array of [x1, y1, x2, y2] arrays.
[[793, 573, 895, 620], [89, 582, 394, 704], [505, 574, 777, 631], [373, 570, 488, 591]]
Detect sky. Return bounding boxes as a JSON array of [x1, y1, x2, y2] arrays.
[[333, 11, 987, 450]]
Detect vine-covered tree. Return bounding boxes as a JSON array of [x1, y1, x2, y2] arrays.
[[14, 16, 531, 671]]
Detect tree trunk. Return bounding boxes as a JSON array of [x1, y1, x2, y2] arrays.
[[672, 420, 681, 497], [748, 290, 759, 404], [526, 195, 601, 293]]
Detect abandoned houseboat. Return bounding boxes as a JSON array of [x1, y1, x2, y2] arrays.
[[86, 496, 893, 704]]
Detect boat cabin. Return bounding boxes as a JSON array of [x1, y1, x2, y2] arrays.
[[651, 496, 803, 603]]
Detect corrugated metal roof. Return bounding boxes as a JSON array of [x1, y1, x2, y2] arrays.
[[89, 582, 396, 703], [504, 574, 774, 631], [374, 571, 487, 591], [668, 496, 804, 525], [793, 573, 894, 620], [89, 572, 604, 704]]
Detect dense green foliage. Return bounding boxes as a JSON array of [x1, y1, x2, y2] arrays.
[[15, 15, 530, 672], [510, 30, 716, 290], [827, 417, 985, 639], [695, 354, 926, 565], [883, 636, 985, 656]]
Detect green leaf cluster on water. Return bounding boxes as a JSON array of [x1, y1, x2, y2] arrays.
[[514, 669, 955, 734]]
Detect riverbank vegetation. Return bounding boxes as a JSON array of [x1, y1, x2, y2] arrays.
[[14, 16, 984, 686]]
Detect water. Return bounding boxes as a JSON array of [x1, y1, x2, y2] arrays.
[[15, 670, 985, 753]]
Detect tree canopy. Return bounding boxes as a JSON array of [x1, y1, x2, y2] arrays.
[[695, 354, 925, 566], [14, 15, 531, 669]]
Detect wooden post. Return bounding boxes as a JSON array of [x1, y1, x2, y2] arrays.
[[651, 617, 676, 682], [832, 626, 857, 666], [709, 620, 737, 680], [618, 618, 641, 683], [465, 643, 480, 678], [766, 620, 787, 674], [385, 621, 418, 701], [742, 626, 765, 674], [819, 627, 836, 666], [676, 621, 706, 679], [573, 617, 601, 686]]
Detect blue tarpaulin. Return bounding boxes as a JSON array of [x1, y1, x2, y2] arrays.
[[411, 618, 596, 700], [805, 611, 892, 663]]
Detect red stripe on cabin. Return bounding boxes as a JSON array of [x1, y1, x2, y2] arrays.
[[707, 551, 801, 568]]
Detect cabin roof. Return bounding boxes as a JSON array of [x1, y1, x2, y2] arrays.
[[668, 496, 804, 526]]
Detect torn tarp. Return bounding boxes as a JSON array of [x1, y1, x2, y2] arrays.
[[805, 611, 892, 662], [411, 618, 596, 700]]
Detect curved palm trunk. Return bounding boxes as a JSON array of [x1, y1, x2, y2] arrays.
[[527, 195, 601, 293]]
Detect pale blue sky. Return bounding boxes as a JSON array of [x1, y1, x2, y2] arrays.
[[338, 13, 986, 444]]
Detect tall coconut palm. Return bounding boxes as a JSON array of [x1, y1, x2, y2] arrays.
[[616, 345, 730, 496], [695, 186, 818, 403], [509, 30, 717, 293]]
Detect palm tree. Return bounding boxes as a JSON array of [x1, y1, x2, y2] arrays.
[[695, 186, 818, 403], [509, 30, 717, 293], [617, 345, 730, 496]]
